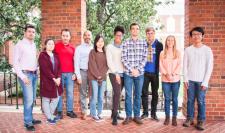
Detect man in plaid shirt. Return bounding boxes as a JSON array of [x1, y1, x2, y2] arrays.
[[121, 23, 148, 125]]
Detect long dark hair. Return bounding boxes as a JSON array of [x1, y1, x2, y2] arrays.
[[43, 38, 55, 51], [93, 34, 105, 53]]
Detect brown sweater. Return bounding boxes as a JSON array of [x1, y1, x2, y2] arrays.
[[88, 49, 108, 81]]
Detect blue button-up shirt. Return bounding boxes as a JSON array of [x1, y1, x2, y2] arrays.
[[121, 38, 148, 76], [74, 43, 93, 79]]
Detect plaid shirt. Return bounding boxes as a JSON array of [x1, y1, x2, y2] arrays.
[[121, 38, 148, 76]]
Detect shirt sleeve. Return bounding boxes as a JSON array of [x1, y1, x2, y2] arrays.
[[137, 42, 147, 72], [106, 45, 117, 73], [121, 41, 132, 72], [159, 51, 167, 75], [13, 42, 26, 79], [173, 51, 181, 75], [201, 48, 214, 87], [74, 46, 81, 79], [88, 50, 101, 79], [38, 53, 56, 80], [183, 48, 189, 83]]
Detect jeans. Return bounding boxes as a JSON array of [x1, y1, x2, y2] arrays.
[[141, 72, 159, 116], [124, 74, 144, 118], [79, 70, 88, 114], [90, 80, 106, 117], [57, 73, 74, 112], [18, 72, 37, 126], [187, 80, 207, 121], [162, 81, 180, 117], [109, 73, 124, 115], [42, 96, 59, 120]]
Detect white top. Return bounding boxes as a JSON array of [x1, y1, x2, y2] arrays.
[[74, 43, 93, 79], [106, 43, 124, 74], [13, 38, 37, 79], [183, 44, 213, 87]]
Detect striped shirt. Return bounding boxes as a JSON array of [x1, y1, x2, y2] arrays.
[[121, 38, 148, 76]]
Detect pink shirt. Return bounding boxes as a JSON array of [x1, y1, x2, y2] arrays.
[[159, 51, 181, 82], [13, 38, 37, 79]]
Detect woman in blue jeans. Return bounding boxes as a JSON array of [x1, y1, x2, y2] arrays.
[[159, 35, 181, 126], [88, 34, 108, 122]]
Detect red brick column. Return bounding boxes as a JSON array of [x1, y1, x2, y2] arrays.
[[183, 0, 225, 121], [41, 0, 86, 114]]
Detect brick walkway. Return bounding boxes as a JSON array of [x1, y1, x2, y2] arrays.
[[0, 112, 225, 133]]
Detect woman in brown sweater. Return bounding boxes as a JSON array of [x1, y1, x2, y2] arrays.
[[88, 34, 108, 122]]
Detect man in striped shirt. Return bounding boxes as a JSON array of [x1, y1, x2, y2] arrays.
[[121, 23, 148, 125]]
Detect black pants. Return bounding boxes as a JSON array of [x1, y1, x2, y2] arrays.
[[109, 73, 124, 115], [141, 72, 159, 116]]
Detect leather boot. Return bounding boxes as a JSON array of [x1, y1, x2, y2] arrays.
[[172, 116, 177, 126], [164, 116, 170, 125]]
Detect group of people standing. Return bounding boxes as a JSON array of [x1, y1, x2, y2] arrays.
[[13, 23, 213, 131]]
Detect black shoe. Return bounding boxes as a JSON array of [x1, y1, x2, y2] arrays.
[[32, 119, 41, 125], [57, 111, 63, 119], [112, 112, 118, 126], [141, 114, 149, 120], [25, 124, 35, 131], [67, 111, 77, 118], [151, 115, 159, 122]]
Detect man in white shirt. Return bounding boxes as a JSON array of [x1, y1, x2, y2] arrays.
[[74, 30, 92, 120], [183, 27, 213, 131], [13, 24, 41, 131]]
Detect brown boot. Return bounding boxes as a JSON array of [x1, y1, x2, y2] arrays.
[[133, 117, 143, 125], [196, 121, 205, 130], [183, 118, 194, 127], [122, 117, 132, 125], [172, 116, 177, 126], [164, 116, 170, 125]]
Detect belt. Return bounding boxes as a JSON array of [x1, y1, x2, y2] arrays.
[[80, 69, 88, 71], [22, 70, 37, 74]]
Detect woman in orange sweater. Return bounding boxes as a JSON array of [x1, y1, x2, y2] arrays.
[[159, 35, 181, 126]]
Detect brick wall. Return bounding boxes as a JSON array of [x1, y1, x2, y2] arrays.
[[41, 0, 86, 114], [183, 0, 225, 121]]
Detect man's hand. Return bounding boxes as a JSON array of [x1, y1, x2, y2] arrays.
[[131, 69, 139, 77], [184, 82, 189, 89], [77, 79, 82, 84], [201, 86, 207, 90], [22, 76, 30, 85], [115, 74, 121, 84], [72, 74, 77, 80]]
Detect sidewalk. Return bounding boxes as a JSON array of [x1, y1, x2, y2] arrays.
[[0, 105, 225, 133]]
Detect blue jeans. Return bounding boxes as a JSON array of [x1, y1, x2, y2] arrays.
[[57, 73, 74, 112], [18, 72, 37, 126], [124, 74, 144, 118], [162, 81, 180, 117], [187, 80, 207, 121], [90, 80, 106, 117]]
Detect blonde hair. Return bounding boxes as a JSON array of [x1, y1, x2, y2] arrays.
[[163, 35, 178, 59]]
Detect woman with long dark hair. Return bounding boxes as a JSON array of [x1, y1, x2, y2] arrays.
[[88, 34, 108, 122]]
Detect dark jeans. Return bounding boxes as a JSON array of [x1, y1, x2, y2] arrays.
[[141, 72, 159, 116], [109, 73, 124, 115], [187, 80, 207, 121], [162, 81, 180, 117]]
